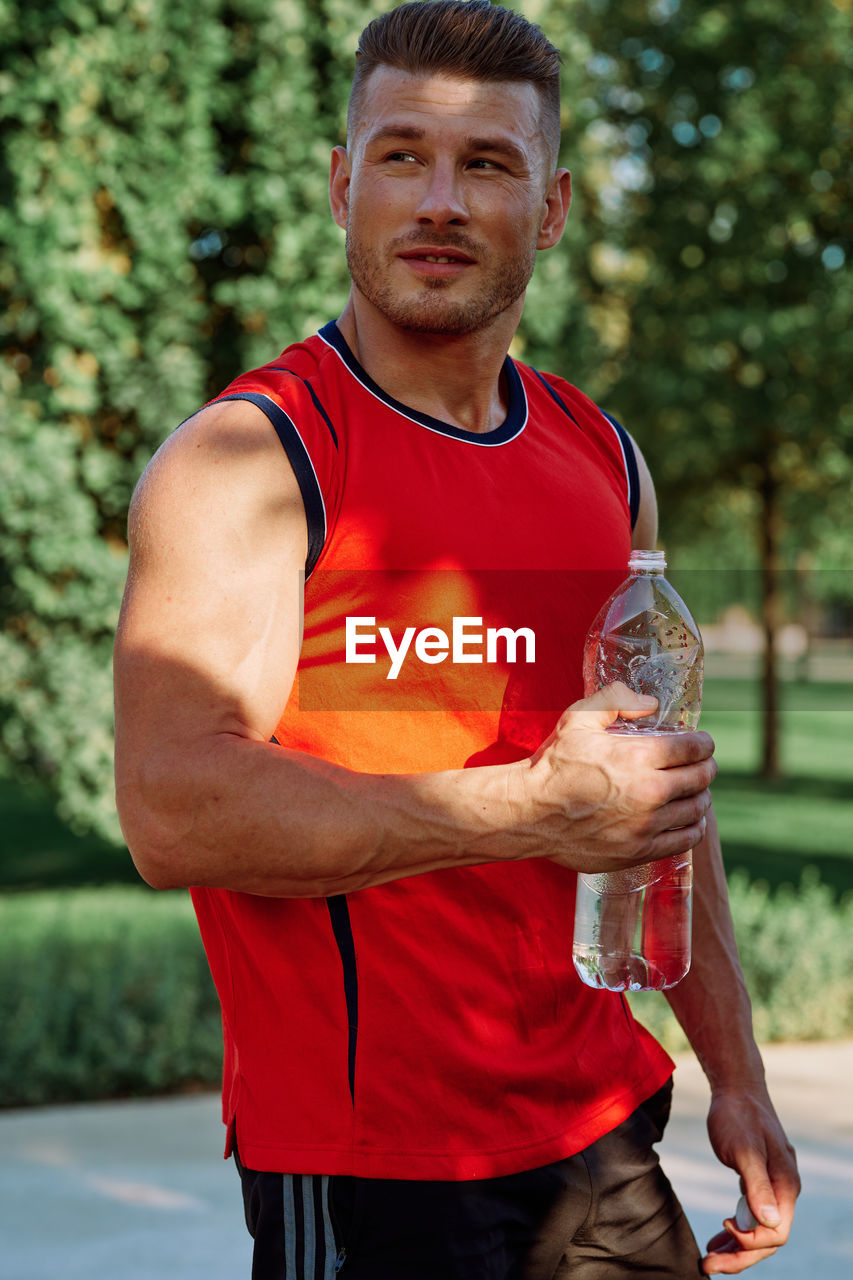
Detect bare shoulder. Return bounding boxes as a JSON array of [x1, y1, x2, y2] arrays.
[[117, 396, 307, 719], [129, 398, 305, 552]]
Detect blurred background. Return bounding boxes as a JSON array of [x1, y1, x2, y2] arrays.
[[1, 0, 851, 1106]]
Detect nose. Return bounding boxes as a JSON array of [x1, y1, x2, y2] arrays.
[[414, 160, 469, 227]]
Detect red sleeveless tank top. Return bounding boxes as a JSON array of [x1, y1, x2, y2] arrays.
[[190, 322, 673, 1177]]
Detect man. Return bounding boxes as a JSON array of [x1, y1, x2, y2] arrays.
[[113, 3, 798, 1277]]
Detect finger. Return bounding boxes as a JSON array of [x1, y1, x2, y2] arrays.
[[610, 728, 716, 774], [719, 1216, 784, 1250], [738, 1152, 784, 1231], [654, 757, 718, 801], [651, 789, 713, 833], [571, 682, 658, 728], [702, 1206, 787, 1275], [639, 812, 708, 861], [653, 729, 717, 766], [703, 1227, 781, 1275], [705, 1229, 737, 1254], [702, 1244, 779, 1276]]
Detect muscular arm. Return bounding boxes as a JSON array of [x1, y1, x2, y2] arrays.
[[665, 812, 800, 1274], [114, 401, 715, 897], [628, 433, 798, 1271]]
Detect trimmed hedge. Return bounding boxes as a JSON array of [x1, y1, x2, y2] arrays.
[[0, 887, 221, 1106], [2, 873, 852, 1108], [630, 869, 853, 1051]]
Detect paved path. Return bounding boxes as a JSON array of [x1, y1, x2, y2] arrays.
[[2, 1041, 851, 1278]]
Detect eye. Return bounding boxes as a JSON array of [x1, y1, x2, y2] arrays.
[[385, 150, 418, 163], [467, 157, 504, 172]]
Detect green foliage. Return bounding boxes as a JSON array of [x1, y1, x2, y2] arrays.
[[565, 0, 853, 557], [0, 771, 141, 890], [0, 0, 385, 837], [2, 0, 850, 834], [731, 870, 853, 1041], [0, 415, 127, 837], [701, 676, 853, 898], [2, 872, 851, 1107], [630, 870, 853, 1051], [0, 886, 221, 1106], [559, 0, 853, 776]]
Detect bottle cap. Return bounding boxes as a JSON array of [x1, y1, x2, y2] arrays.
[[628, 549, 666, 573]]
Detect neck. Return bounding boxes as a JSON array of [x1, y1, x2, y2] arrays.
[[335, 291, 522, 434]]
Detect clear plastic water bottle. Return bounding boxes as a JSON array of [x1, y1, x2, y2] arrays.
[[572, 549, 704, 992]]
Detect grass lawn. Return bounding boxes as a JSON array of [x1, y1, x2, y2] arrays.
[[703, 678, 853, 898], [1, 675, 851, 895]]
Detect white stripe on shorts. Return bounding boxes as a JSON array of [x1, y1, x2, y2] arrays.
[[281, 1173, 343, 1278]]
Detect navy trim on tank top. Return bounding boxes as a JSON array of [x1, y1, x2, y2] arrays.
[[317, 320, 527, 446], [274, 732, 359, 1106], [326, 896, 359, 1106], [263, 370, 340, 450], [602, 411, 641, 531], [531, 368, 583, 429], [215, 392, 327, 577]]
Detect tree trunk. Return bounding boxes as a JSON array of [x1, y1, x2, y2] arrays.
[[759, 470, 783, 779]]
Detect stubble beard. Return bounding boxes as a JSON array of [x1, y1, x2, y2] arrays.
[[345, 230, 536, 338]]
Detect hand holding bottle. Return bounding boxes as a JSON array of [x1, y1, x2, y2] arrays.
[[572, 550, 707, 992], [521, 680, 716, 874]]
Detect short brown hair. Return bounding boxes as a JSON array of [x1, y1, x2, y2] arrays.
[[348, 1, 562, 167]]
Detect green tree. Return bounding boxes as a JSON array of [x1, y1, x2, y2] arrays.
[[1, 0, 605, 841], [1, 0, 228, 839], [550, 0, 853, 776], [4, 0, 847, 840], [0, 0, 386, 840]]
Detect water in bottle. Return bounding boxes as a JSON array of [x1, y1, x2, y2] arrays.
[[572, 550, 704, 992]]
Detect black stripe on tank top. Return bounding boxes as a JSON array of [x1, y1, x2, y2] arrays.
[[326, 895, 358, 1106], [215, 391, 327, 577], [531, 370, 641, 531], [264, 370, 340, 450], [602, 410, 641, 532], [267, 763, 358, 1105], [531, 368, 583, 428]]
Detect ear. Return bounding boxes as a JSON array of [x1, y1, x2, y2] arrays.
[[537, 168, 572, 251], [329, 146, 351, 231]]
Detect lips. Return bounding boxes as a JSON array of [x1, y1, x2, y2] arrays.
[[397, 246, 476, 265], [396, 246, 477, 280]]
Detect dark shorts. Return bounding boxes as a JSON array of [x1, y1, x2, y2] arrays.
[[235, 1080, 702, 1279]]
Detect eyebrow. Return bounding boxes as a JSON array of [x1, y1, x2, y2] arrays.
[[365, 123, 529, 168]]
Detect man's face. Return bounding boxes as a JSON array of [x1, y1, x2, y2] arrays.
[[331, 67, 569, 338]]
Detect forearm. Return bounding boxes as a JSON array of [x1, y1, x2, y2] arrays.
[[118, 731, 528, 896], [117, 685, 716, 899], [665, 806, 766, 1091]]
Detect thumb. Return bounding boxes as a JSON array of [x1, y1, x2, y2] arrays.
[[576, 681, 658, 729], [739, 1157, 782, 1230]]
